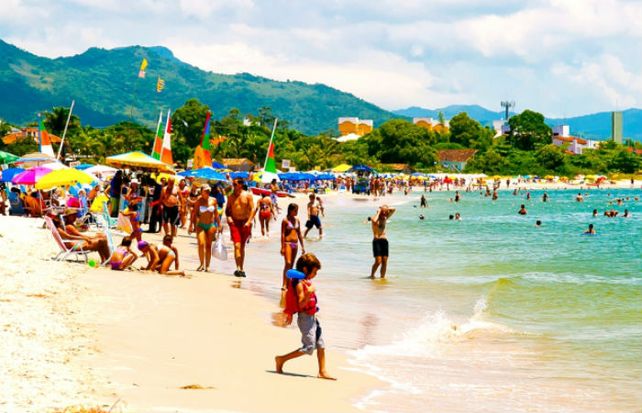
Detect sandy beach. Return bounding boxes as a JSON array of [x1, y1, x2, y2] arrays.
[[0, 213, 379, 413]]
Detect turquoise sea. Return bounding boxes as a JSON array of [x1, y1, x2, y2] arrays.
[[233, 188, 641, 412]]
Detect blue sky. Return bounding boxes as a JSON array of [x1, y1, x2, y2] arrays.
[[2, 0, 642, 117]]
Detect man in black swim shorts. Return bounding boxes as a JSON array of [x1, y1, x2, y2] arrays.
[[370, 205, 395, 279]]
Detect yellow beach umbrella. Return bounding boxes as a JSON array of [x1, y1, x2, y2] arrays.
[[35, 168, 95, 190], [151, 172, 177, 183], [105, 151, 174, 172], [331, 163, 352, 173]]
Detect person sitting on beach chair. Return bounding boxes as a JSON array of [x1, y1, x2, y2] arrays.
[[51, 212, 111, 262]]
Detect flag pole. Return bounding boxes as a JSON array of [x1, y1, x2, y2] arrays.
[[57, 99, 75, 160], [263, 118, 278, 170], [151, 109, 163, 157]]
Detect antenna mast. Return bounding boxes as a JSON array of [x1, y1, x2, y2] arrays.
[[500, 100, 516, 120]]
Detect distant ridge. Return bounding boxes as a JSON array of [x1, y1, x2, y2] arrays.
[[394, 105, 642, 142], [0, 39, 398, 134]]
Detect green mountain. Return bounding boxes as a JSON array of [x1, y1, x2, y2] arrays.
[[395, 105, 642, 142], [0, 39, 398, 134]]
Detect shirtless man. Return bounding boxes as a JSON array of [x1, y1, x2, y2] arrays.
[[304, 193, 323, 239], [370, 205, 396, 279], [226, 178, 255, 277]]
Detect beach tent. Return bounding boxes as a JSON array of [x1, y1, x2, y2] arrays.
[[11, 166, 52, 185], [0, 167, 25, 182], [35, 168, 96, 190], [0, 150, 19, 164], [331, 163, 352, 173], [105, 151, 174, 172]]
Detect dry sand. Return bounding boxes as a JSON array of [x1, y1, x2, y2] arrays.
[[0, 214, 379, 413]]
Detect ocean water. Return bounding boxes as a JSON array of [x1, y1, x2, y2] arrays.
[[233, 188, 641, 412]]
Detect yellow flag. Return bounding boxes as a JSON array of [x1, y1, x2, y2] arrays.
[[156, 77, 165, 92], [138, 58, 148, 78]]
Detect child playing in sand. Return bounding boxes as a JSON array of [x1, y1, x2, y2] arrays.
[[137, 240, 160, 271], [156, 235, 186, 276], [275, 253, 335, 380], [109, 237, 138, 271]]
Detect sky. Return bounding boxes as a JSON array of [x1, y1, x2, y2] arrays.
[[2, 0, 642, 118]]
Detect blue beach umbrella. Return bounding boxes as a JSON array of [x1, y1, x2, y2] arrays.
[[230, 171, 249, 179], [73, 163, 94, 170], [0, 167, 25, 182], [212, 161, 226, 169]]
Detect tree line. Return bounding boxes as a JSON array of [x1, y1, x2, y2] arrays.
[[1, 100, 640, 175]]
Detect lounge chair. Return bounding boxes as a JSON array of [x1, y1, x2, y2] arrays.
[[43, 216, 90, 263]]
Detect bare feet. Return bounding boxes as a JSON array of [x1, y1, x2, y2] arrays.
[[318, 371, 336, 380], [275, 356, 284, 374]]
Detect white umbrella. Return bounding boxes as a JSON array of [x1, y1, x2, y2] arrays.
[[85, 164, 118, 175], [41, 161, 70, 170]]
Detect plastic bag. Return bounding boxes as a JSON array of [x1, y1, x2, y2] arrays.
[[212, 237, 228, 261]]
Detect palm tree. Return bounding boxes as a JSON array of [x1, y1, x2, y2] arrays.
[[44, 106, 80, 136]]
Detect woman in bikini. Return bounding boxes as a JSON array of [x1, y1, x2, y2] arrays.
[[280, 203, 305, 291], [193, 185, 221, 271], [178, 179, 190, 229], [257, 193, 275, 237]]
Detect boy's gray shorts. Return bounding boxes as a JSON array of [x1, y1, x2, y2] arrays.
[[297, 312, 325, 355]]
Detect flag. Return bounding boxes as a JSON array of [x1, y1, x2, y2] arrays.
[[38, 114, 55, 157], [138, 58, 148, 78], [161, 109, 173, 165], [151, 110, 163, 160], [263, 118, 278, 174], [264, 140, 277, 173], [193, 111, 213, 169], [156, 76, 165, 93]]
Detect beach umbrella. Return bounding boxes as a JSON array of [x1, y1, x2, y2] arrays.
[[41, 161, 69, 170], [230, 171, 249, 179], [35, 168, 96, 190], [331, 163, 352, 173], [13, 152, 56, 168], [0, 150, 19, 164], [73, 163, 95, 170], [85, 164, 117, 175], [0, 167, 25, 182], [349, 164, 375, 173], [11, 166, 53, 185], [191, 168, 227, 182], [212, 161, 226, 169], [152, 171, 178, 183], [105, 151, 174, 172]]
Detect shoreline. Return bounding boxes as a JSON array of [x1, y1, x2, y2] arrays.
[[0, 214, 381, 413]]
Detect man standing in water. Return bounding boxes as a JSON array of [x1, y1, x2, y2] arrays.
[[304, 193, 323, 239], [226, 179, 255, 277], [370, 205, 396, 279]]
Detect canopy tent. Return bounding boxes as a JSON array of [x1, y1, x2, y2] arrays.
[[331, 163, 352, 173], [11, 166, 53, 185], [0, 167, 25, 182], [35, 168, 97, 190], [0, 150, 19, 164], [105, 151, 174, 172]]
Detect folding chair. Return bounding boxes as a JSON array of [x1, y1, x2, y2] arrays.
[[43, 216, 90, 263]]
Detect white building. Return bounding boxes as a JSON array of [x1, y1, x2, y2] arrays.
[[551, 125, 599, 155]]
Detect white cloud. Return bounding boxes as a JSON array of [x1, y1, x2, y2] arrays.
[[3, 0, 642, 116]]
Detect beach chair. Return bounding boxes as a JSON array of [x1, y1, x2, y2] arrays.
[[43, 216, 90, 263], [95, 202, 118, 230], [8, 191, 26, 215]]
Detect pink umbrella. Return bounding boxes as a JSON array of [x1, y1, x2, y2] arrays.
[[11, 166, 53, 185]]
